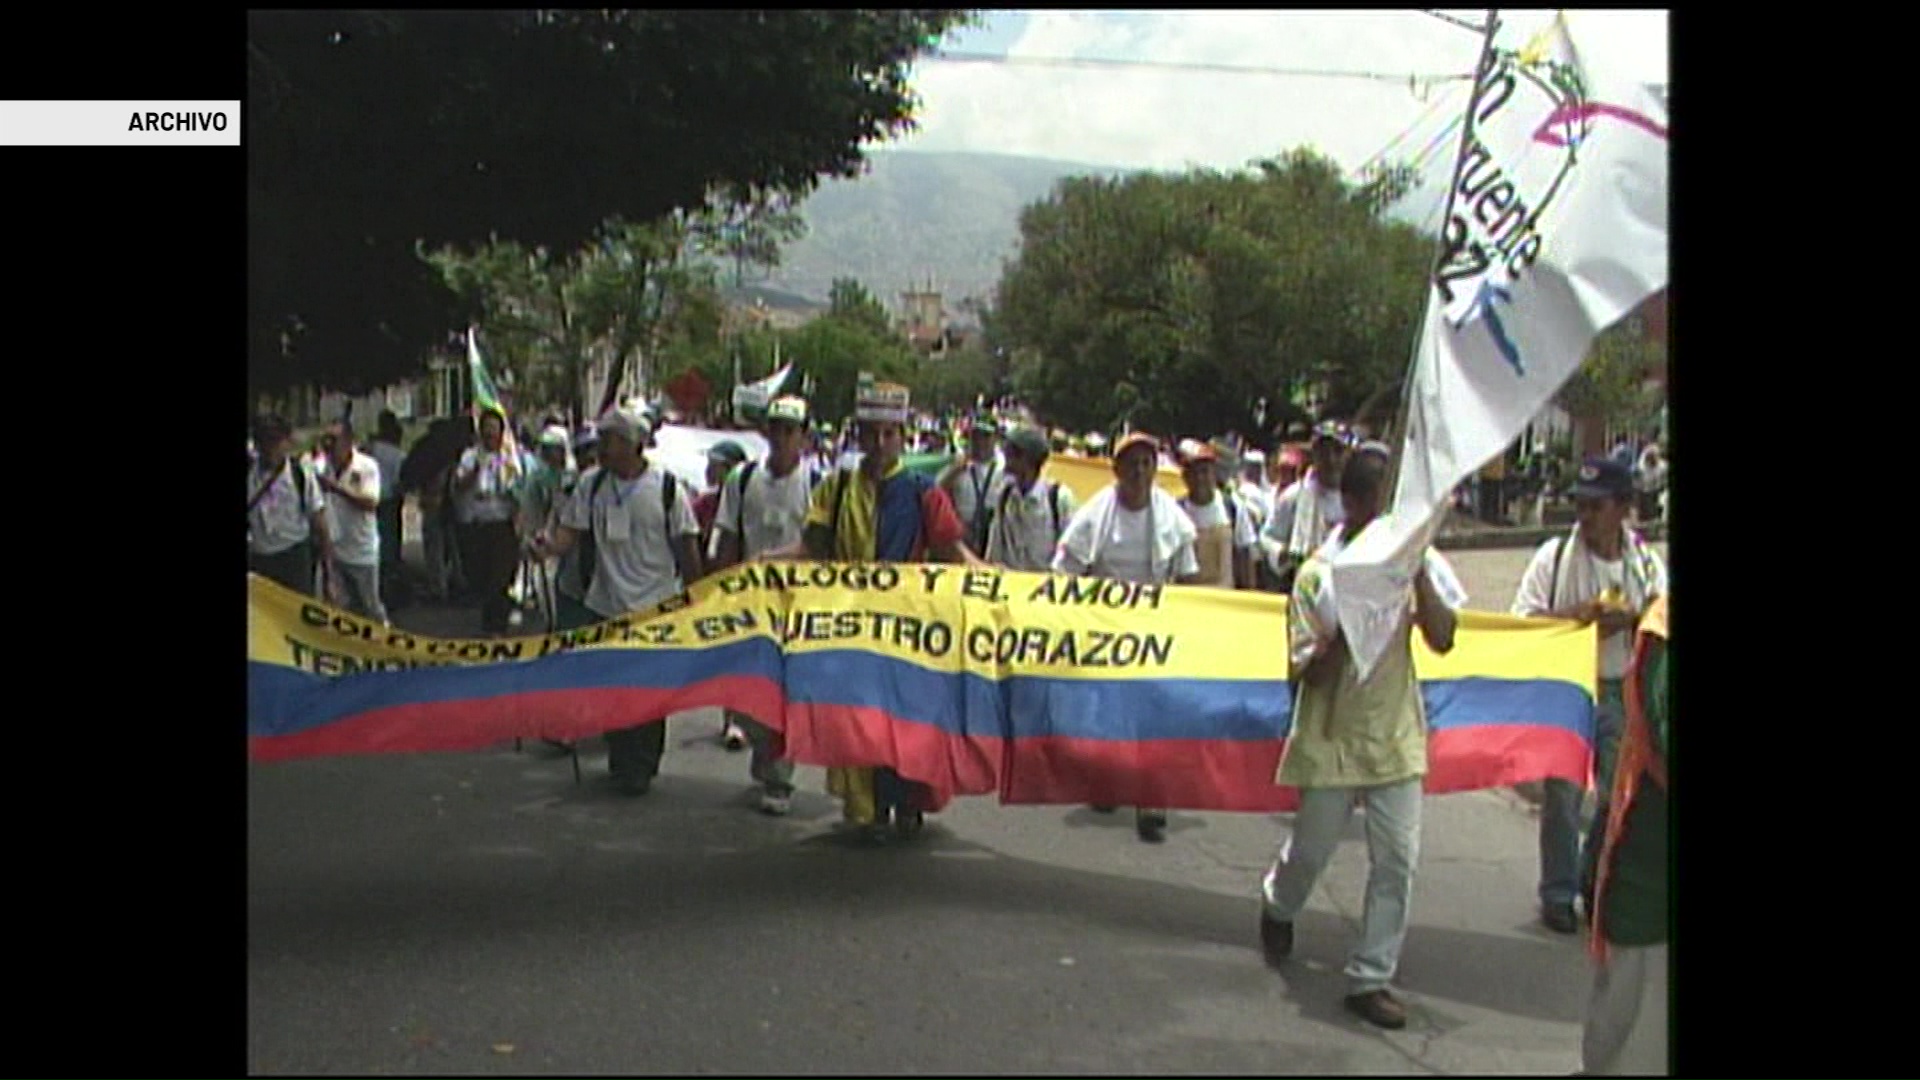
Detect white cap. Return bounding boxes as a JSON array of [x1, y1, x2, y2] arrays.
[[767, 396, 810, 425], [595, 407, 651, 445]]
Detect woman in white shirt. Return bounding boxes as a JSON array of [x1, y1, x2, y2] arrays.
[[453, 410, 528, 635]]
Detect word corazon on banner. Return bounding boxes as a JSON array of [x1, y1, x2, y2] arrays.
[[249, 566, 1597, 812]]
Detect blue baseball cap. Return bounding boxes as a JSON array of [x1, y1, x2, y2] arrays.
[[1571, 457, 1634, 501]]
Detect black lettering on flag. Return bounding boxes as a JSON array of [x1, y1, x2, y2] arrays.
[[1081, 630, 1112, 667]]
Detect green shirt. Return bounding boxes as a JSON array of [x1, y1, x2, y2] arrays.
[[1599, 639, 1669, 947], [1277, 552, 1430, 789]]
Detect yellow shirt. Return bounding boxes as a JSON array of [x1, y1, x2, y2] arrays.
[[1278, 553, 1428, 789]]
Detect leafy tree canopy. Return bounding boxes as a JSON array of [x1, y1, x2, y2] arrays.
[[250, 9, 974, 395], [994, 149, 1427, 441]]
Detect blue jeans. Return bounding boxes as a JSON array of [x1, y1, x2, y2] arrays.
[[1540, 679, 1624, 910]]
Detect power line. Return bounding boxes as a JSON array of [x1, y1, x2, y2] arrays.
[[1421, 10, 1491, 35], [924, 49, 1473, 85], [1359, 78, 1462, 174]]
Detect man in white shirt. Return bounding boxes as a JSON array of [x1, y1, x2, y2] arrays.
[[249, 413, 334, 597], [709, 395, 822, 815], [1052, 431, 1203, 843], [1176, 440, 1257, 590], [1261, 422, 1351, 592], [1237, 449, 1273, 527], [318, 422, 388, 623], [985, 426, 1077, 573], [536, 408, 703, 796], [1510, 456, 1669, 934], [941, 413, 1009, 556]]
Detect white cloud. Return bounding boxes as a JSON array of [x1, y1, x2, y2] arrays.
[[900, 10, 1669, 175]]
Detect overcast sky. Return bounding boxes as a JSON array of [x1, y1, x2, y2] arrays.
[[894, 9, 1669, 180]]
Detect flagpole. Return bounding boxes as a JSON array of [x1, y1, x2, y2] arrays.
[[1387, 8, 1502, 497]]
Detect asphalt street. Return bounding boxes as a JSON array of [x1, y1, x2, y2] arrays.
[[248, 545, 1645, 1075]]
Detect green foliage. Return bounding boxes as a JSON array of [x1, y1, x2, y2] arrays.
[[423, 212, 724, 422], [828, 278, 899, 340], [994, 149, 1431, 439], [1557, 313, 1666, 431], [690, 186, 810, 288], [249, 9, 975, 394], [908, 346, 1000, 415], [783, 315, 917, 424]]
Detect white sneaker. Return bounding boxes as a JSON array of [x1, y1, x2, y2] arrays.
[[758, 792, 791, 816]]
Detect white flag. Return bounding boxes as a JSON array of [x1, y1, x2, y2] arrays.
[[731, 362, 794, 412], [1334, 12, 1669, 680]]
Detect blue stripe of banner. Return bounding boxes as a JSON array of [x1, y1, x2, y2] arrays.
[[248, 638, 783, 738], [250, 646, 1593, 745]]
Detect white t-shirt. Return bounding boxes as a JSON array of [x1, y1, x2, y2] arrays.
[[949, 454, 1009, 532], [1511, 534, 1669, 680], [561, 465, 700, 618], [1178, 494, 1259, 548], [1263, 478, 1345, 563], [322, 450, 383, 566], [454, 447, 524, 525], [1077, 504, 1200, 585], [248, 458, 325, 556], [1291, 527, 1468, 670], [713, 458, 817, 560], [987, 478, 1077, 572]]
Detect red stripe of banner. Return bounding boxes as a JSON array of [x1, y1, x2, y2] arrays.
[[251, 681, 1590, 809]]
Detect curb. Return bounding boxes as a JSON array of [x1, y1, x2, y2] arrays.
[[1435, 523, 1667, 552]]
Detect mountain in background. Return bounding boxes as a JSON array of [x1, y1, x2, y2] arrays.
[[756, 149, 1442, 315], [762, 151, 1127, 311]]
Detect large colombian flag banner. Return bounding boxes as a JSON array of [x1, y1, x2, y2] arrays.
[[248, 564, 1597, 812]]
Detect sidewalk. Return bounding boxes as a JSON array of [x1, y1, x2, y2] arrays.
[[1436, 517, 1667, 551]]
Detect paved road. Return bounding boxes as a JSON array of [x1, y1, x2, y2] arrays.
[[248, 546, 1654, 1075]]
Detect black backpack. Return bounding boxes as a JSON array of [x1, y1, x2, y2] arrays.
[[992, 479, 1066, 552], [730, 460, 827, 550], [249, 458, 311, 516], [578, 467, 684, 594]]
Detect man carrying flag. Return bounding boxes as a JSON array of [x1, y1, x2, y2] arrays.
[[1259, 442, 1465, 1030]]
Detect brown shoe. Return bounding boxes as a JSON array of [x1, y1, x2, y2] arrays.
[[1344, 989, 1408, 1030]]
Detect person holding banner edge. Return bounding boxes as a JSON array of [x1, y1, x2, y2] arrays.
[[709, 395, 823, 816], [534, 407, 703, 797], [1510, 456, 1668, 935]]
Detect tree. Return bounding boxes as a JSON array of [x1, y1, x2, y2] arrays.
[[691, 186, 810, 288], [424, 212, 726, 423], [783, 316, 917, 424], [908, 345, 999, 415], [249, 10, 976, 395], [993, 150, 1428, 440], [1557, 312, 1666, 452], [828, 277, 899, 340]]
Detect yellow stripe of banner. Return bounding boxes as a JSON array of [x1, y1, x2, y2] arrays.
[[252, 565, 1595, 694]]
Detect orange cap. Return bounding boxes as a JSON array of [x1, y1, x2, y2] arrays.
[[1113, 431, 1159, 460]]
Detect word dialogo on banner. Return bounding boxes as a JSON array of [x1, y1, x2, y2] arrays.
[[248, 564, 1597, 812]]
